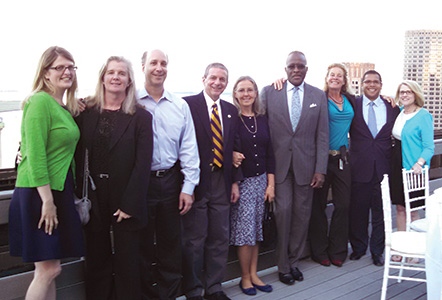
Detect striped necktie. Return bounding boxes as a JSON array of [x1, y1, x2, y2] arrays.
[[211, 103, 223, 168]]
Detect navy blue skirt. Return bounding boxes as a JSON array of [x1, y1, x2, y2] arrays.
[[9, 171, 85, 263]]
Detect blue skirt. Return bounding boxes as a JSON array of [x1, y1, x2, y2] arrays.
[[230, 173, 267, 246], [9, 171, 85, 262]]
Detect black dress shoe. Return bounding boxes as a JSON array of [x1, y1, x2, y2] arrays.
[[278, 272, 295, 285], [372, 254, 384, 266], [290, 267, 304, 281], [204, 291, 231, 300], [349, 252, 364, 260]]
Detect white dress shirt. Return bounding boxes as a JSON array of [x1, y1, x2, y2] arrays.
[[286, 81, 305, 117], [138, 87, 200, 195], [362, 95, 387, 135]]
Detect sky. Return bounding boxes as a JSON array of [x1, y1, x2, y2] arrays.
[[1, 0, 442, 100]]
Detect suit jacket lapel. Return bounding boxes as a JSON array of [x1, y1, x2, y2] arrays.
[[356, 96, 373, 138], [279, 82, 292, 133], [195, 92, 212, 139], [220, 100, 231, 144], [109, 112, 132, 151], [296, 83, 312, 131]]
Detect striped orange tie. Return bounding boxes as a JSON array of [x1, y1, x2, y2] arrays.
[[211, 103, 223, 168]]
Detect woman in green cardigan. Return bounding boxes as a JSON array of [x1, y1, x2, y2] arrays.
[[9, 46, 84, 300]]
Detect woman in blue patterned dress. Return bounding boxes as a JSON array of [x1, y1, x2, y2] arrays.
[[230, 76, 275, 295]]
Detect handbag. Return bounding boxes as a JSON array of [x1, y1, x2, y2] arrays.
[[75, 148, 94, 225], [261, 200, 277, 250]]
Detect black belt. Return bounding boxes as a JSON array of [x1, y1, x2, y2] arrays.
[[151, 167, 174, 178]]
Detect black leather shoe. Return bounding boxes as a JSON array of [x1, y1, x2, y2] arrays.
[[188, 297, 204, 300], [290, 267, 304, 281], [349, 252, 364, 260], [204, 291, 231, 300], [372, 254, 384, 266], [278, 272, 295, 285]]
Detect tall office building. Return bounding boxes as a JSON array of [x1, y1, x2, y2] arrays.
[[403, 30, 442, 129], [343, 62, 375, 96]]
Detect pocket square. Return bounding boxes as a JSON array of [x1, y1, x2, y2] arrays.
[[309, 103, 317, 108]]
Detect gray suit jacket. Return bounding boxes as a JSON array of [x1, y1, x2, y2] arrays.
[[261, 82, 329, 185]]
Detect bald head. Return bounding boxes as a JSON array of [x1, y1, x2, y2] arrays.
[[142, 49, 168, 89]]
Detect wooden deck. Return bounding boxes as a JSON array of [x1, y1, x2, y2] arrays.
[[179, 254, 427, 300]]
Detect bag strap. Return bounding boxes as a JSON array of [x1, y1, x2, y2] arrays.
[[82, 149, 89, 198]]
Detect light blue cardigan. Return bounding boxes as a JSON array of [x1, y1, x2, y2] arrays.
[[400, 108, 434, 170]]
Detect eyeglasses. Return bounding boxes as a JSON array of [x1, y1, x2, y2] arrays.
[[399, 90, 414, 96], [363, 80, 381, 85], [286, 64, 306, 71], [236, 88, 256, 94], [48, 65, 78, 72]]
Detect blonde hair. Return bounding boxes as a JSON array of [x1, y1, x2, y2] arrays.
[[86, 56, 137, 115], [23, 46, 80, 116], [232, 76, 262, 116], [323, 63, 353, 95], [395, 80, 425, 107]]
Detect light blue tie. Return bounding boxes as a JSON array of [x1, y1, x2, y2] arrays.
[[290, 87, 301, 132], [368, 101, 378, 138]]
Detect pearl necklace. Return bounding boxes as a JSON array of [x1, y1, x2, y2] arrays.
[[239, 114, 258, 134]]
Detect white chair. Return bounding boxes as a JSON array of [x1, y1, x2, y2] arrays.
[[402, 166, 429, 232], [381, 174, 426, 300]]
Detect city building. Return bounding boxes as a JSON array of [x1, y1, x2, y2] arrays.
[[343, 62, 375, 96], [403, 29, 442, 129]]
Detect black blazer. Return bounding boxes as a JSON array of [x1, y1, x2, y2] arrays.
[[349, 96, 400, 183], [75, 106, 153, 231], [184, 92, 241, 201]]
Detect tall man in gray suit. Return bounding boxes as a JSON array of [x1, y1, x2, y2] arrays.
[[260, 51, 329, 285]]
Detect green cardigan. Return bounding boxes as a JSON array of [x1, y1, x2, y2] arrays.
[[16, 91, 80, 191]]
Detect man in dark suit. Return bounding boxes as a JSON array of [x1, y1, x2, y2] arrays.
[[182, 63, 240, 300], [138, 49, 200, 299], [348, 70, 400, 266], [260, 51, 329, 285]]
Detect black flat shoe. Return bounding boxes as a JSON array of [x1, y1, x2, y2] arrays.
[[291, 267, 304, 281], [278, 272, 295, 285]]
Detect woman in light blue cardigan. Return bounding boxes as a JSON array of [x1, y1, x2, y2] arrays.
[[390, 80, 434, 247]]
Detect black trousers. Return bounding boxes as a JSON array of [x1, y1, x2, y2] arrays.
[[349, 173, 385, 256], [85, 177, 142, 300], [141, 165, 182, 300], [309, 155, 351, 261]]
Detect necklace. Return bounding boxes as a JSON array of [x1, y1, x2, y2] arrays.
[[404, 105, 418, 114], [239, 114, 258, 134], [329, 94, 344, 105]]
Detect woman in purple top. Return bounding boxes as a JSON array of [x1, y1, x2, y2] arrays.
[[231, 76, 275, 295]]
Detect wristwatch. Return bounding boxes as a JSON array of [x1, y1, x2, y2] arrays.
[[417, 161, 424, 166]]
